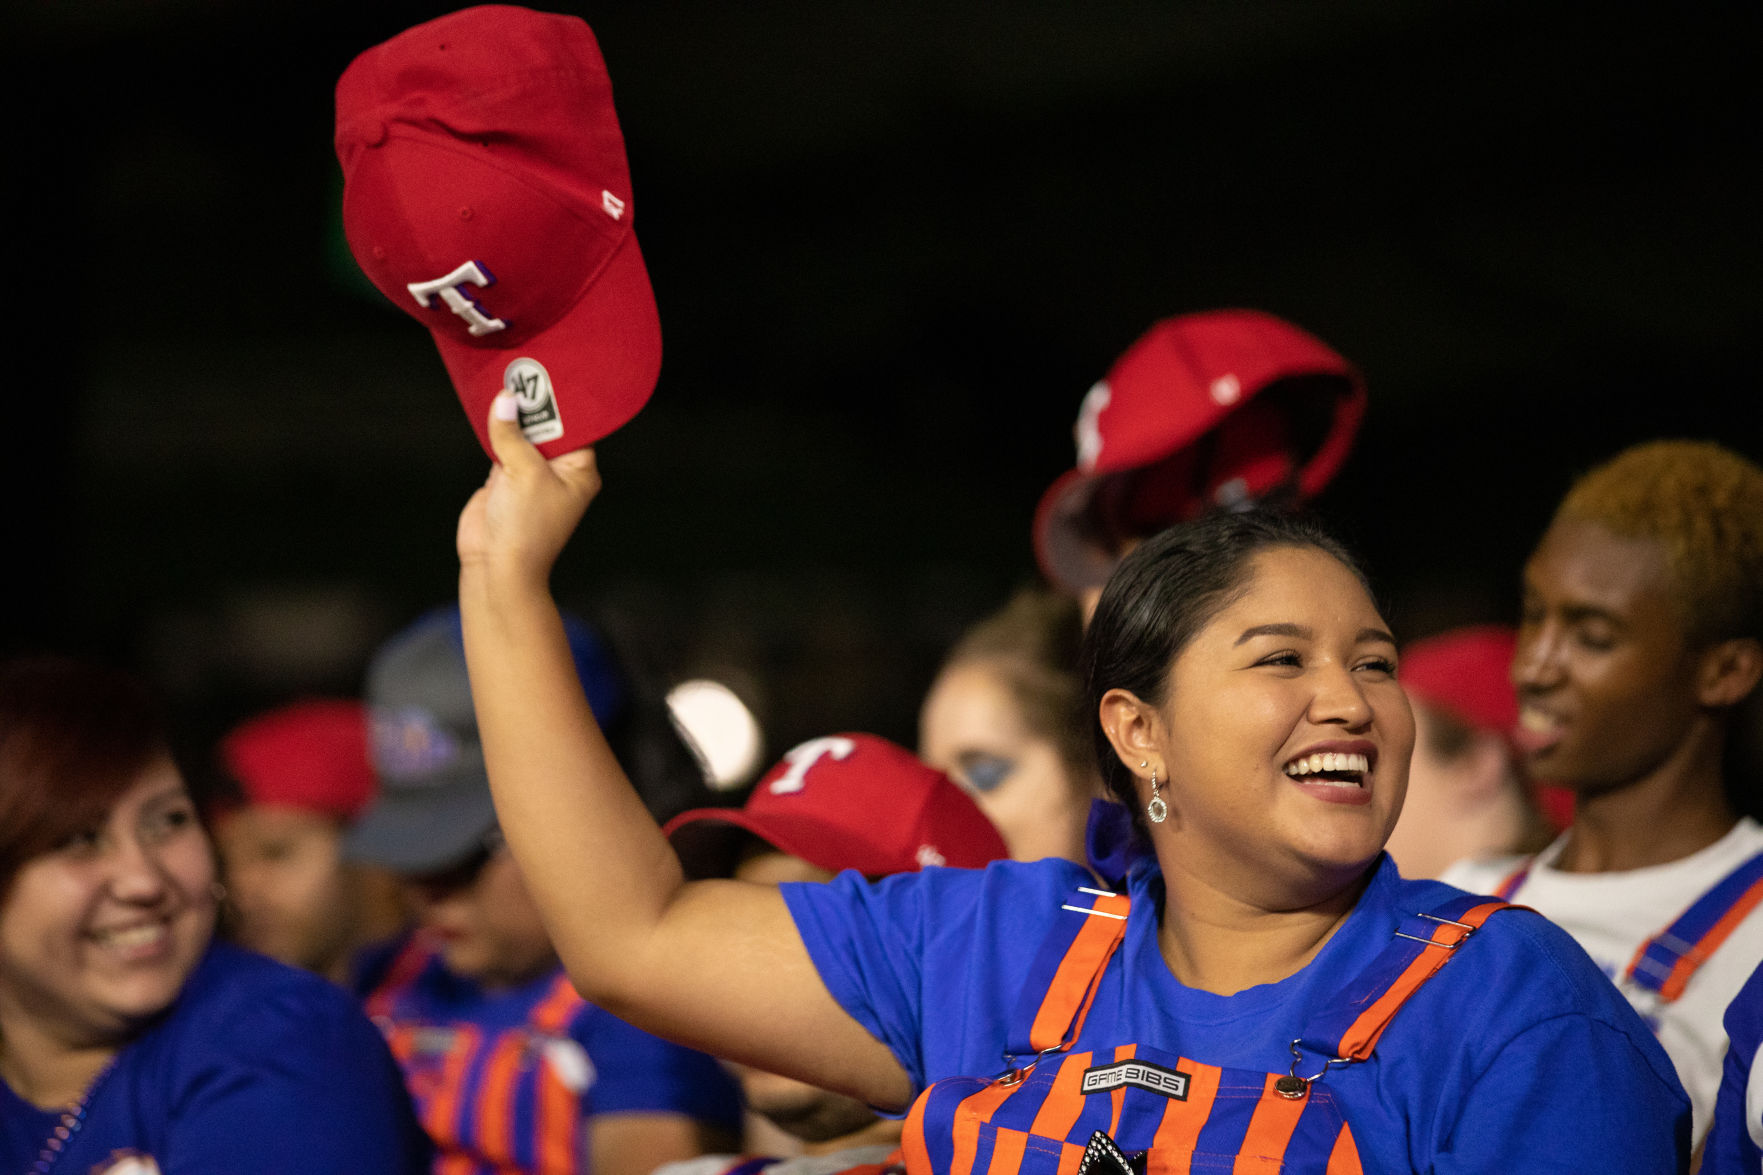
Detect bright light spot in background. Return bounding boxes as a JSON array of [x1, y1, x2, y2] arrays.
[[666, 679, 764, 792]]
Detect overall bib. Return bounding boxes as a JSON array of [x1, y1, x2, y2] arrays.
[[899, 886, 1515, 1175], [365, 938, 589, 1174]]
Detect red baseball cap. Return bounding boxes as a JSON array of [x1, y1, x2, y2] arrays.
[[1400, 625, 1520, 737], [220, 699, 377, 823], [1400, 624, 1575, 831], [335, 5, 658, 460], [663, 733, 1009, 880], [1033, 310, 1366, 592]]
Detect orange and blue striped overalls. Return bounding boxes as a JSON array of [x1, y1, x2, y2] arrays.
[[898, 886, 1515, 1174], [365, 937, 590, 1174]]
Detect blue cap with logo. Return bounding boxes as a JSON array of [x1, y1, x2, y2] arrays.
[[345, 603, 625, 874]]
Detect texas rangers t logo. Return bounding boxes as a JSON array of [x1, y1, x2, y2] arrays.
[[1076, 381, 1111, 471], [407, 261, 508, 337], [769, 736, 857, 795]]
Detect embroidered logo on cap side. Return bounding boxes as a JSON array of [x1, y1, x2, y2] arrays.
[[769, 736, 857, 795], [505, 358, 565, 444], [1079, 1059, 1191, 1100], [1075, 381, 1111, 471], [371, 707, 461, 780], [407, 261, 508, 337]]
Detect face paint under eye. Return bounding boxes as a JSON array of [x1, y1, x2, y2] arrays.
[[959, 753, 1016, 794]]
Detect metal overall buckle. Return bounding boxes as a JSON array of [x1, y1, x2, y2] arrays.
[[996, 1043, 1065, 1087], [1277, 1040, 1349, 1100], [1392, 910, 1480, 949]]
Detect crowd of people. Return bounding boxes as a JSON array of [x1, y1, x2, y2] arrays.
[[4, 6, 1762, 1175]]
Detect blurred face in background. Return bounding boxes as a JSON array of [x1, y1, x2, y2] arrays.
[[1383, 702, 1527, 879], [214, 804, 359, 977], [919, 658, 1090, 865], [404, 835, 556, 991], [0, 757, 218, 1049]]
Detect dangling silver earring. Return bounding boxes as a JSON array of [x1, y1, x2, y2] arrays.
[[1147, 765, 1168, 824]]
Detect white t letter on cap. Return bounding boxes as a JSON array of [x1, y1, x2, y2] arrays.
[[408, 261, 509, 337], [1075, 381, 1111, 471], [770, 736, 857, 795]]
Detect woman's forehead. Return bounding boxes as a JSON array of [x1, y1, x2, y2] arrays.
[[1209, 547, 1387, 636]]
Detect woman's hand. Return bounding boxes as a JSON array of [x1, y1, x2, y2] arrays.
[[457, 393, 602, 591]]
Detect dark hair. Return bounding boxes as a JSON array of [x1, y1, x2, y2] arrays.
[[0, 656, 171, 894], [1079, 510, 1368, 833]]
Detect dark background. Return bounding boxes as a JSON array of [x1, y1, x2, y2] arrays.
[[8, 1, 1759, 775]]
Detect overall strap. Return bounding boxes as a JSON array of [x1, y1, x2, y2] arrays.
[[1626, 848, 1763, 1002], [1491, 859, 1532, 901], [531, 970, 587, 1034], [1298, 893, 1514, 1066], [528, 969, 590, 1174], [363, 933, 437, 1020], [1004, 886, 1132, 1060]]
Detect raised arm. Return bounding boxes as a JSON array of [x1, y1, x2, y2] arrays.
[[457, 394, 912, 1110]]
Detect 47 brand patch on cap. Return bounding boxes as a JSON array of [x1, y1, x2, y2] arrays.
[[1080, 1059, 1192, 1100]]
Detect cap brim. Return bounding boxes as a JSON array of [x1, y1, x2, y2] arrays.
[[437, 231, 661, 461], [1032, 469, 1120, 594], [664, 807, 894, 881], [343, 780, 499, 875]]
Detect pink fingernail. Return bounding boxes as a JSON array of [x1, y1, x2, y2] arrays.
[[492, 392, 519, 421]]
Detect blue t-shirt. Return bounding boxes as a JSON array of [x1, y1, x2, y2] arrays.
[[359, 938, 741, 1172], [783, 853, 1690, 1173], [1707, 957, 1763, 1171], [0, 941, 429, 1174]]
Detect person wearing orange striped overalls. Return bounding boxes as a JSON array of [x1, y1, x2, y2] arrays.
[[453, 400, 1691, 1173], [347, 607, 743, 1175]]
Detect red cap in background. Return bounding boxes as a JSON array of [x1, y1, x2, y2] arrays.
[[1400, 625, 1573, 831], [1400, 625, 1520, 736], [220, 699, 377, 823], [335, 5, 658, 460], [1034, 310, 1365, 592], [663, 733, 1009, 880]]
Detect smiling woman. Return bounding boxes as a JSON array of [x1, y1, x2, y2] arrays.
[[0, 656, 429, 1174], [457, 399, 1695, 1173]]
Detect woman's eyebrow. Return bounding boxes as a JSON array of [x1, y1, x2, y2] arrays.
[[139, 785, 190, 811], [1233, 623, 1398, 647], [1235, 623, 1310, 646]]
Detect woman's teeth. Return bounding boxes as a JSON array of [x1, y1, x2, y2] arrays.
[[1284, 752, 1370, 780], [92, 924, 166, 950]]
